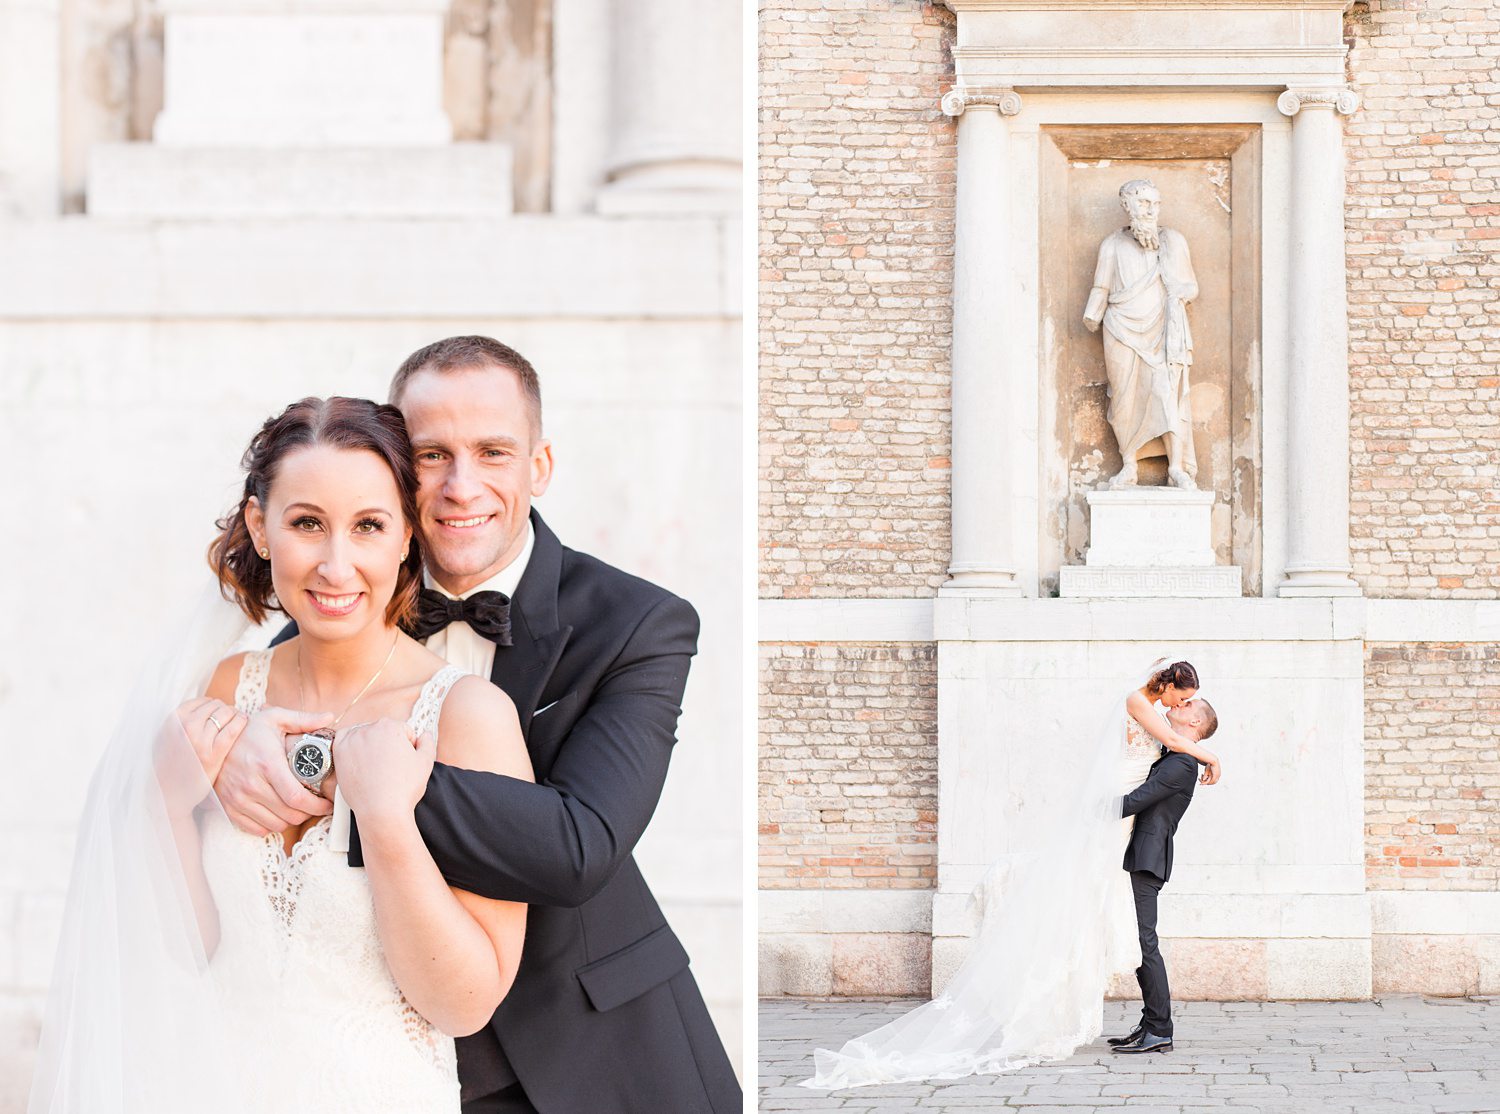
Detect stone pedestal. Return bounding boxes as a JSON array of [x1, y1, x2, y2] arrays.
[[152, 0, 452, 148], [88, 0, 514, 219], [1060, 489, 1241, 597], [88, 146, 513, 219]]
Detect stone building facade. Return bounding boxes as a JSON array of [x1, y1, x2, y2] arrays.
[[760, 0, 1500, 1002], [0, 2, 741, 1107]]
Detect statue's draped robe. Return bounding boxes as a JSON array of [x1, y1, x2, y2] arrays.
[[1084, 227, 1198, 474]]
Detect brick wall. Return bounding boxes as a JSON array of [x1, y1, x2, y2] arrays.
[[759, 643, 939, 889], [758, 0, 957, 598], [1365, 643, 1500, 890], [1345, 0, 1500, 598]]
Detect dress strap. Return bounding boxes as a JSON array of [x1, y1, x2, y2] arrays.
[[407, 665, 468, 743], [234, 649, 274, 715]]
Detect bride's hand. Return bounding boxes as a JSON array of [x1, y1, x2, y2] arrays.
[[214, 706, 337, 837], [174, 697, 248, 785], [1200, 753, 1222, 786], [333, 718, 436, 825]]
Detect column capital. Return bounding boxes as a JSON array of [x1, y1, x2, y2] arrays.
[[941, 85, 1022, 119], [1277, 86, 1359, 117]]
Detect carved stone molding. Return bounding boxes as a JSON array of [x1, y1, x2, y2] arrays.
[[941, 86, 1023, 118], [1277, 86, 1360, 117]]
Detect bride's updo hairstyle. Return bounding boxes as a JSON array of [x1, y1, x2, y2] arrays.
[[1145, 660, 1199, 700], [209, 396, 423, 627]]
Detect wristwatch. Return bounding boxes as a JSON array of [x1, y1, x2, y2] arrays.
[[288, 729, 335, 794]]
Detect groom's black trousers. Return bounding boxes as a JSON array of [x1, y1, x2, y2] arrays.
[[1131, 870, 1172, 1039]]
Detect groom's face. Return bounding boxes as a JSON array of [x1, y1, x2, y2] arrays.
[[1166, 700, 1206, 740], [400, 364, 554, 596]]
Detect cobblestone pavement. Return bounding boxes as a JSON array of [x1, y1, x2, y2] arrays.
[[759, 997, 1500, 1112]]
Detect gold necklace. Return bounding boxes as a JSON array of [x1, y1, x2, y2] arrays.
[[298, 633, 400, 729]]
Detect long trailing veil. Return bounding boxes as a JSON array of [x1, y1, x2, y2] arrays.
[[27, 588, 260, 1114], [802, 663, 1167, 1090]]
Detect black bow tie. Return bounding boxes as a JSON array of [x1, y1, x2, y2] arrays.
[[406, 588, 513, 645]]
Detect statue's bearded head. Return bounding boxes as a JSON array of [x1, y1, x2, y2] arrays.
[[1119, 179, 1161, 251]]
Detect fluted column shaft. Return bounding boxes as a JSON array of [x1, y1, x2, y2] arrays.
[[0, 0, 60, 217], [598, 0, 739, 214], [944, 88, 1023, 593], [1278, 86, 1361, 596]]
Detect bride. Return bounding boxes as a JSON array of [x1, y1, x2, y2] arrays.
[[28, 396, 533, 1113], [804, 658, 1221, 1090]]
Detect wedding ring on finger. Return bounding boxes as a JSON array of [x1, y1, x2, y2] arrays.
[[207, 712, 224, 731]]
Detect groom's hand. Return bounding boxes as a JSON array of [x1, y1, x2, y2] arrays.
[[214, 706, 336, 837]]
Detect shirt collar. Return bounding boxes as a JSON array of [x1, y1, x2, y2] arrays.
[[424, 521, 535, 601]]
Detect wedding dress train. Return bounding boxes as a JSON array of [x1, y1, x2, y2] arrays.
[[804, 686, 1165, 1089]]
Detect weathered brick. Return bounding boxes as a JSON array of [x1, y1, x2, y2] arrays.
[[759, 643, 939, 888], [1364, 643, 1500, 890], [759, 0, 957, 598]]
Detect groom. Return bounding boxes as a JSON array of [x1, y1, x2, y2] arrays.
[[1110, 698, 1217, 1056], [217, 336, 740, 1112]]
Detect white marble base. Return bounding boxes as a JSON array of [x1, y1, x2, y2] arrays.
[[934, 637, 1366, 999], [87, 144, 514, 219], [1059, 564, 1243, 598], [936, 934, 1371, 1001]]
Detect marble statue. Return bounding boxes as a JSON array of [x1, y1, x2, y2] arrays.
[[1083, 179, 1199, 490]]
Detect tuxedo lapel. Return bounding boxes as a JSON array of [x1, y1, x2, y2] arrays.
[[489, 510, 572, 731]]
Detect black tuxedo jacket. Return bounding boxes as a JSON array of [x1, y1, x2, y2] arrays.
[[279, 511, 739, 1113], [1121, 749, 1199, 885]]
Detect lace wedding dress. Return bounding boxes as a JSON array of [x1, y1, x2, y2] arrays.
[[804, 688, 1163, 1090], [198, 650, 466, 1111]]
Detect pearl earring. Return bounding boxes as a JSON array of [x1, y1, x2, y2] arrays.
[[259, 548, 269, 559]]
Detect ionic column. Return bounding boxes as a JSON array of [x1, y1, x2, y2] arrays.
[[0, 0, 60, 217], [596, 0, 739, 215], [941, 86, 1024, 594], [1277, 86, 1362, 597]]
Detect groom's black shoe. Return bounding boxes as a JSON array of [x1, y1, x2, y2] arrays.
[[1112, 1030, 1172, 1054], [1105, 1023, 1145, 1047]]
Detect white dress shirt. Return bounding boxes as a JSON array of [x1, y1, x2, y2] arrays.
[[422, 521, 535, 679]]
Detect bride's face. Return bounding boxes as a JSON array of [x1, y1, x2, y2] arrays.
[[1159, 683, 1196, 708], [244, 444, 412, 640]]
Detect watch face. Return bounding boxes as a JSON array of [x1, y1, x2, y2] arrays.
[[293, 743, 326, 780]]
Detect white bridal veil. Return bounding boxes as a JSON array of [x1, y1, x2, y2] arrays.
[[803, 670, 1155, 1089], [28, 590, 257, 1114]]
